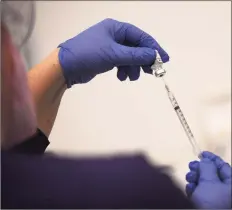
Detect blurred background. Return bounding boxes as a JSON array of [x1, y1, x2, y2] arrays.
[[20, 1, 231, 189]]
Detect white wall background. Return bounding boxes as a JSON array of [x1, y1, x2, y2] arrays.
[[27, 1, 231, 188]]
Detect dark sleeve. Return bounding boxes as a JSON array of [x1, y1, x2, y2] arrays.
[[8, 128, 49, 154], [1, 153, 195, 209]]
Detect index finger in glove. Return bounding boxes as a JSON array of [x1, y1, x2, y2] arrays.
[[114, 20, 169, 63]]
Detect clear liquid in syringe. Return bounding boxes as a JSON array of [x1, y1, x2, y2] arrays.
[[162, 78, 202, 158]]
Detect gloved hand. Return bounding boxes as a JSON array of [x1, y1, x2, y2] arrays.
[[186, 151, 231, 209], [58, 18, 169, 88]]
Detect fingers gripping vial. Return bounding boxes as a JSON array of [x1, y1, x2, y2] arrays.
[[152, 51, 202, 158]]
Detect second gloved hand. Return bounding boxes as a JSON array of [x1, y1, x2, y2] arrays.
[[58, 18, 169, 87], [186, 151, 231, 209]]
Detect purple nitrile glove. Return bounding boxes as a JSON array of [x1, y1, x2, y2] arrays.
[[186, 151, 232, 209], [58, 18, 169, 88]]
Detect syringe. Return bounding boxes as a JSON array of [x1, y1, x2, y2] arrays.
[[151, 50, 202, 158], [162, 78, 202, 158]]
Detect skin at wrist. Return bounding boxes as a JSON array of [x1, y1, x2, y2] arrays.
[[28, 48, 67, 137]]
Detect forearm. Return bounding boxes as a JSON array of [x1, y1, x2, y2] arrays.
[[28, 49, 67, 137]]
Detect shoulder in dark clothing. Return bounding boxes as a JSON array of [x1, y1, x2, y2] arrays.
[[2, 151, 195, 209]]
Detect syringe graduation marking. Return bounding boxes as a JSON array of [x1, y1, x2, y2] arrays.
[[162, 78, 201, 157]]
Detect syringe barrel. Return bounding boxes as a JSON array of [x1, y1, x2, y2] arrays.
[[167, 91, 179, 109], [167, 92, 194, 138], [175, 107, 194, 139], [166, 90, 202, 157]]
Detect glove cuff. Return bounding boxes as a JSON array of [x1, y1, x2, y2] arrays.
[[57, 45, 74, 88]]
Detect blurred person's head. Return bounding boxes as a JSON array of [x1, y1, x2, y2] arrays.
[[1, 1, 37, 148]]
